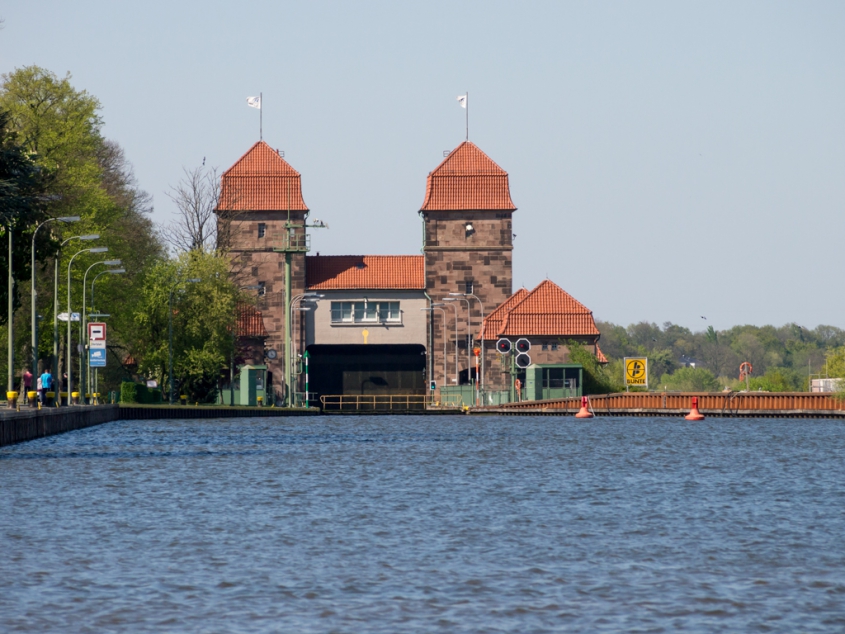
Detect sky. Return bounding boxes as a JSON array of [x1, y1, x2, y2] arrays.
[[1, 1, 843, 332]]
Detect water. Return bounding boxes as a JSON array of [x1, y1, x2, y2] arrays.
[[2, 416, 845, 632]]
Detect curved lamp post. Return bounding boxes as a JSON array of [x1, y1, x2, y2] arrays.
[[30, 216, 79, 378], [287, 292, 322, 407], [450, 292, 486, 396], [67, 246, 108, 403], [80, 259, 121, 400], [53, 234, 99, 394], [421, 305, 448, 391]]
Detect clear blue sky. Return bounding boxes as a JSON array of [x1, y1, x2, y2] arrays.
[[2, 1, 843, 331]]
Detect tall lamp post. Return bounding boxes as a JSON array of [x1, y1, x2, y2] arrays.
[[421, 305, 448, 390], [30, 216, 79, 378], [287, 292, 322, 407], [169, 278, 200, 404], [81, 259, 121, 401], [89, 268, 124, 396], [54, 234, 99, 397], [450, 292, 485, 394], [444, 297, 471, 383], [67, 246, 108, 403]]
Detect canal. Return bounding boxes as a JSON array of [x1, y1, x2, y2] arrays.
[[2, 416, 844, 632]]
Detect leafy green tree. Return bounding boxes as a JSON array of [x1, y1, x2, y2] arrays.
[[132, 251, 241, 402], [658, 366, 720, 392], [747, 367, 802, 392], [0, 66, 163, 388], [566, 340, 623, 394]]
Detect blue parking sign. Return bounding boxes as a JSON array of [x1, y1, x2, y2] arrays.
[[89, 345, 107, 368]]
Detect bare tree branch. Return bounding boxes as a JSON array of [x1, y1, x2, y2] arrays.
[[165, 166, 220, 253]]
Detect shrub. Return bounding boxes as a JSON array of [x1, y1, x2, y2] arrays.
[[120, 381, 138, 403]]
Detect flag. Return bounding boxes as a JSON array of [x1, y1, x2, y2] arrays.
[[247, 96, 261, 110], [457, 94, 467, 108]]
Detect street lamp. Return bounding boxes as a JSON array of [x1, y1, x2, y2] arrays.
[[169, 278, 200, 404], [443, 297, 470, 384], [67, 246, 108, 403], [31, 216, 79, 378], [421, 305, 448, 391], [54, 234, 99, 394], [80, 259, 121, 401], [449, 292, 486, 396], [90, 268, 125, 313], [287, 292, 322, 407], [89, 268, 125, 398]]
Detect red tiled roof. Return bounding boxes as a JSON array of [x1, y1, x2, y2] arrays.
[[420, 141, 516, 211], [306, 255, 425, 290], [501, 280, 600, 337], [480, 280, 600, 339], [596, 343, 608, 364], [236, 302, 269, 338], [479, 288, 528, 340], [218, 141, 308, 212]]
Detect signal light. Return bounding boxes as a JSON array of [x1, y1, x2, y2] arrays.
[[496, 338, 511, 354], [516, 338, 531, 353], [516, 353, 532, 368]]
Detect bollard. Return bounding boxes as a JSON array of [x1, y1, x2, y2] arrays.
[[71, 391, 80, 405], [685, 396, 705, 421], [27, 391, 38, 408], [575, 396, 594, 419], [6, 391, 18, 409]]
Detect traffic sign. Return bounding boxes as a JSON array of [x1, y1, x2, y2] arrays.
[[624, 357, 648, 387], [496, 338, 511, 354], [88, 322, 107, 341], [89, 345, 107, 368]]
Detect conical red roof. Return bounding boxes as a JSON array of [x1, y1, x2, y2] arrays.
[[420, 141, 516, 211], [218, 141, 308, 212]]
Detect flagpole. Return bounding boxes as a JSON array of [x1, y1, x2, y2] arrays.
[[466, 91, 469, 141], [260, 92, 263, 141]]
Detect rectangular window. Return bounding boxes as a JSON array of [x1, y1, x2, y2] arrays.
[[551, 342, 559, 351], [331, 302, 354, 323], [330, 301, 401, 324], [257, 281, 266, 296], [465, 280, 474, 295], [378, 302, 400, 322], [258, 223, 266, 238], [542, 343, 549, 351]]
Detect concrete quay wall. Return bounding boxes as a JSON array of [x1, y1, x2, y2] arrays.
[[0, 405, 120, 447]]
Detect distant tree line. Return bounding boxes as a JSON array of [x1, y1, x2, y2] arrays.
[[591, 321, 845, 392]]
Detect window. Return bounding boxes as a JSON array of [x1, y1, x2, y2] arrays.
[[551, 342, 559, 351], [330, 301, 401, 323], [542, 343, 548, 351], [258, 223, 266, 238], [465, 280, 474, 295], [257, 281, 266, 296]]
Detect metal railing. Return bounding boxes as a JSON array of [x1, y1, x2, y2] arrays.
[[272, 232, 310, 253], [320, 394, 427, 412]]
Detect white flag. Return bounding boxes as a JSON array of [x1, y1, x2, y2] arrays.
[[246, 96, 261, 110], [457, 94, 467, 108]]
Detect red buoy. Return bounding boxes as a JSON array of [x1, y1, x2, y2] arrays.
[[575, 396, 594, 418], [685, 396, 705, 421]]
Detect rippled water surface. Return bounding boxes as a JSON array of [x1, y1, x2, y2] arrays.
[[2, 416, 845, 632]]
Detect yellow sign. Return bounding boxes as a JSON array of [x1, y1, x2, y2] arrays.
[[362, 329, 369, 344], [624, 357, 648, 387]]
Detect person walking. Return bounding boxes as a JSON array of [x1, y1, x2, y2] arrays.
[[22, 369, 33, 395], [40, 369, 53, 406]]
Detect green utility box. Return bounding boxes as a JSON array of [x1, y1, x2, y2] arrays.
[[524, 364, 583, 401], [238, 364, 267, 406]]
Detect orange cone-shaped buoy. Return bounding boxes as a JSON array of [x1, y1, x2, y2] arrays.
[[575, 396, 594, 418], [685, 396, 705, 421]]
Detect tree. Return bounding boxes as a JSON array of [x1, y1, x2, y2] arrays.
[[131, 251, 241, 402], [165, 166, 221, 253], [658, 367, 720, 392], [0, 110, 53, 319], [0, 66, 164, 388], [566, 340, 623, 394]]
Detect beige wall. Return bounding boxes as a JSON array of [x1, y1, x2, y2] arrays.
[[306, 290, 428, 347]]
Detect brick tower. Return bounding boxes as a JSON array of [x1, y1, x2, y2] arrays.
[[419, 141, 516, 388], [217, 141, 310, 404]]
